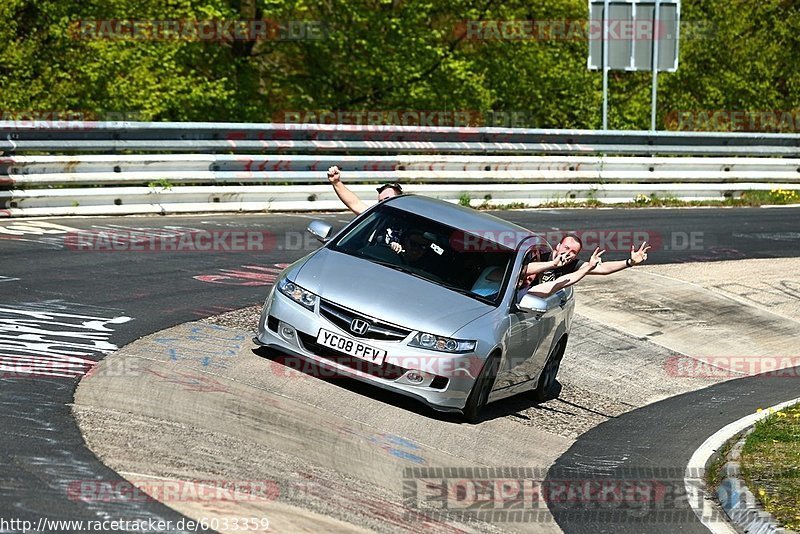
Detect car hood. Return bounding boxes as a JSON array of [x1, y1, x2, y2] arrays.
[[293, 248, 493, 337]]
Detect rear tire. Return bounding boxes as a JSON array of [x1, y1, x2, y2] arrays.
[[462, 353, 500, 424], [533, 338, 566, 402]]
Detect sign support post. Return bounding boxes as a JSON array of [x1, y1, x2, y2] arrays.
[[650, 0, 661, 131], [589, 0, 680, 131], [602, 0, 610, 130]]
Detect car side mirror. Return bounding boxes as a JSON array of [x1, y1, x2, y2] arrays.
[[307, 220, 333, 243], [517, 293, 548, 314]]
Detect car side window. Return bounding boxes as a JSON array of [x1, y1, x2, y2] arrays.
[[515, 243, 552, 303], [337, 212, 380, 250]]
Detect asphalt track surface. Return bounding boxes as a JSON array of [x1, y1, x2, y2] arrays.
[[1, 207, 799, 532], [545, 373, 800, 534]]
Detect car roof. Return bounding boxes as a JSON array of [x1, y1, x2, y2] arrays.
[[384, 194, 540, 249]]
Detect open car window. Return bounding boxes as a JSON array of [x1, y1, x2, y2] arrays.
[[330, 205, 516, 305], [513, 240, 556, 303]]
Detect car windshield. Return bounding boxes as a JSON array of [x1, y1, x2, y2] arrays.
[[330, 205, 517, 304]]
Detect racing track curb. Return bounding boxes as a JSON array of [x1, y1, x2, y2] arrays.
[[686, 396, 800, 534]]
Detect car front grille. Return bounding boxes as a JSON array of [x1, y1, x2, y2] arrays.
[[318, 299, 411, 341]]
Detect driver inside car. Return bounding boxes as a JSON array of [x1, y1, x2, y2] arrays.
[[391, 230, 433, 266]]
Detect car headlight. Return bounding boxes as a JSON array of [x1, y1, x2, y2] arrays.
[[277, 278, 318, 310], [409, 332, 476, 353]]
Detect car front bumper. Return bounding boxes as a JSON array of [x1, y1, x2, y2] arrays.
[[253, 290, 486, 412]]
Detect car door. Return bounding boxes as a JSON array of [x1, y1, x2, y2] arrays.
[[500, 301, 549, 388], [494, 241, 556, 389], [529, 287, 571, 370]]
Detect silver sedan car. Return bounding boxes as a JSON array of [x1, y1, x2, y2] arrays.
[[254, 195, 574, 422]]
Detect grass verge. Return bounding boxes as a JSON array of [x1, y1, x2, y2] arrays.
[[704, 434, 738, 495], [475, 189, 800, 210], [740, 403, 800, 530]]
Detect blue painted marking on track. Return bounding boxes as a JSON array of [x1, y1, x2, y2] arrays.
[[385, 435, 422, 450], [388, 448, 426, 464], [155, 324, 246, 369]]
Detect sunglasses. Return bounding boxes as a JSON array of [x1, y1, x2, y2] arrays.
[[376, 182, 403, 194]]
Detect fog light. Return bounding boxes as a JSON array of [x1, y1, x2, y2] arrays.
[[406, 372, 424, 384], [280, 325, 295, 340]]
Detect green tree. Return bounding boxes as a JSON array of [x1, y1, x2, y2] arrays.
[[2, 0, 799, 130]]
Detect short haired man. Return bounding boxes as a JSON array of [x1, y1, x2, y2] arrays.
[[522, 234, 650, 297], [327, 166, 403, 215], [523, 247, 604, 299]]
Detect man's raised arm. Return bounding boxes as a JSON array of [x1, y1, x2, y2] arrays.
[[327, 166, 368, 215], [526, 248, 604, 298], [587, 241, 651, 275], [524, 251, 576, 278]]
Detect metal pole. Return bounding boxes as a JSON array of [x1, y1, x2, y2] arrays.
[[602, 0, 610, 130], [650, 0, 661, 131]]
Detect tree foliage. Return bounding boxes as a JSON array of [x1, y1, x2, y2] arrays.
[[1, 0, 798, 130]]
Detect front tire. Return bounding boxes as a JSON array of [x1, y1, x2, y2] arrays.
[[462, 353, 499, 424], [533, 338, 566, 402]]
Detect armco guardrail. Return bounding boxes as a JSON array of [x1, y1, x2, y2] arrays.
[[3, 154, 800, 187], [3, 183, 789, 218], [2, 121, 800, 216], [4, 121, 800, 155]]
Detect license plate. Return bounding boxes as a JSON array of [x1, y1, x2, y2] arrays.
[[316, 329, 387, 365]]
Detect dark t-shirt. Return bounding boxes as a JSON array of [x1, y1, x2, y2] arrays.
[[537, 258, 585, 284]]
